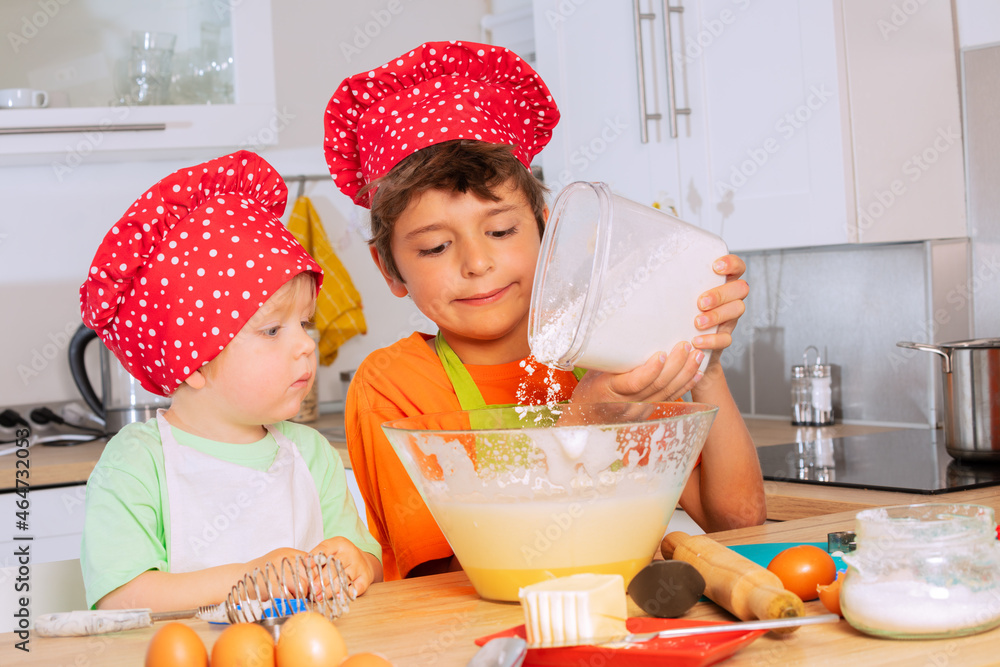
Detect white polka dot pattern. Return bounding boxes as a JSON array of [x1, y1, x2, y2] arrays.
[[324, 40, 560, 207], [79, 151, 323, 397]]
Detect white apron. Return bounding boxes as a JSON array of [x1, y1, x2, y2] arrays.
[[158, 410, 324, 573]]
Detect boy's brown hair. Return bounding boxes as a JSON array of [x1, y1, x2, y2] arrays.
[[361, 140, 548, 283]]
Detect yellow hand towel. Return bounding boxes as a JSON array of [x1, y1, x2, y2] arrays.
[[287, 196, 367, 366]]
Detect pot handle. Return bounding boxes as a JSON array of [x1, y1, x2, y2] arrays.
[[68, 324, 105, 419], [896, 341, 952, 374]]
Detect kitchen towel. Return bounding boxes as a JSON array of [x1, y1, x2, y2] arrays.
[[287, 196, 366, 365]]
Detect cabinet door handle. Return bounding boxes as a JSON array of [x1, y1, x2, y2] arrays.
[[663, 0, 691, 138], [633, 0, 662, 143], [0, 123, 166, 135]]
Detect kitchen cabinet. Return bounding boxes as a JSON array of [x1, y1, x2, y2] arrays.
[[0, 0, 277, 165], [531, 0, 966, 251], [531, 0, 686, 212], [0, 485, 86, 565]]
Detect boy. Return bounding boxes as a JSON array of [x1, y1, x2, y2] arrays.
[[79, 151, 382, 612], [325, 41, 766, 581]]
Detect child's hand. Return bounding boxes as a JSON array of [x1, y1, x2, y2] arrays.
[[242, 547, 311, 600], [691, 254, 749, 356], [310, 537, 380, 596], [571, 340, 703, 404]]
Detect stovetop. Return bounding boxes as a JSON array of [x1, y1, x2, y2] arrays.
[[756, 428, 1000, 494]]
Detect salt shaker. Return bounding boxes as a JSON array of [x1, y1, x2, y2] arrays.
[[791, 346, 834, 426]]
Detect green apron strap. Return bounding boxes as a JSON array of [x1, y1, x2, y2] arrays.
[[435, 331, 586, 415], [434, 332, 488, 411], [434, 332, 583, 438]]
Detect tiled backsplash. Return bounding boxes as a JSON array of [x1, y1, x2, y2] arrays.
[[723, 240, 971, 426]]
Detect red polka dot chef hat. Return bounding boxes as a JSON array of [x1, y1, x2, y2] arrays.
[[324, 40, 560, 206], [80, 151, 323, 397]]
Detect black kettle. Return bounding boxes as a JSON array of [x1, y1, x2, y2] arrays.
[[68, 324, 170, 433]]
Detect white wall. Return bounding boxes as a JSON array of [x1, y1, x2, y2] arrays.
[[0, 1, 487, 408], [955, 0, 1000, 49]]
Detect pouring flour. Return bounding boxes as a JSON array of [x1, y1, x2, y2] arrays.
[[528, 181, 728, 374]]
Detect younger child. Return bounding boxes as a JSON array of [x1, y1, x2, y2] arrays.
[[325, 42, 766, 581], [79, 151, 382, 612]]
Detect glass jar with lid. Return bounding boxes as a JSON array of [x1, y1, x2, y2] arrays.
[[841, 503, 1000, 639]]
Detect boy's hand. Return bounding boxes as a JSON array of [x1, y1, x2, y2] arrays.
[[571, 340, 703, 404], [310, 537, 381, 596], [691, 254, 749, 356]]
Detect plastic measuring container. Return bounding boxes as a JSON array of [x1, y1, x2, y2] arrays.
[[528, 181, 728, 374]]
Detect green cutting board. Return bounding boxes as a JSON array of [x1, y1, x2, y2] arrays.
[[728, 542, 847, 572]]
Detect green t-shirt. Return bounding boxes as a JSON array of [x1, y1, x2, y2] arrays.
[[80, 418, 380, 609]]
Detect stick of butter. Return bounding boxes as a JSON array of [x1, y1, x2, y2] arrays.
[[518, 573, 628, 646]]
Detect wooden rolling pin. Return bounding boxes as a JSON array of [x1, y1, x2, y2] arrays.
[[661, 531, 805, 633]]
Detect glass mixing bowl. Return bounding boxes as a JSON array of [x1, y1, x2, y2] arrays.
[[382, 401, 717, 601]]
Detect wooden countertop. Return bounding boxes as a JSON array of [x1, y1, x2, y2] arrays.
[[5, 497, 1000, 666]]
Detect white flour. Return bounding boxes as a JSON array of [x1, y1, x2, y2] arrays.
[[516, 356, 568, 407]]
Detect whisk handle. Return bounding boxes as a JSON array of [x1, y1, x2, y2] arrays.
[[35, 609, 153, 637]]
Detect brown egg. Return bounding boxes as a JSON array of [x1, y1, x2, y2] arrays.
[[210, 622, 274, 667], [341, 652, 395, 667], [275, 612, 347, 667], [145, 622, 209, 667]]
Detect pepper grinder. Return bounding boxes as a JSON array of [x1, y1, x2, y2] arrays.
[[791, 346, 834, 426]]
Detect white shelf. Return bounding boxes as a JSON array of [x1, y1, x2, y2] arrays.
[[0, 0, 276, 164]]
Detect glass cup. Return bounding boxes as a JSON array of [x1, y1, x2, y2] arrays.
[[117, 31, 176, 105]]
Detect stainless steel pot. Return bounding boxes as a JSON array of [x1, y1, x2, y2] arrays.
[[897, 339, 1000, 462]]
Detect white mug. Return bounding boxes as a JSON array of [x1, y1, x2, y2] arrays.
[[0, 88, 49, 109]]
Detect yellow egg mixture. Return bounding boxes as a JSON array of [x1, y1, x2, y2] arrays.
[[429, 491, 678, 601]]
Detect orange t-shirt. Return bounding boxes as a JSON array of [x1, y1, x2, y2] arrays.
[[345, 332, 578, 580]]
